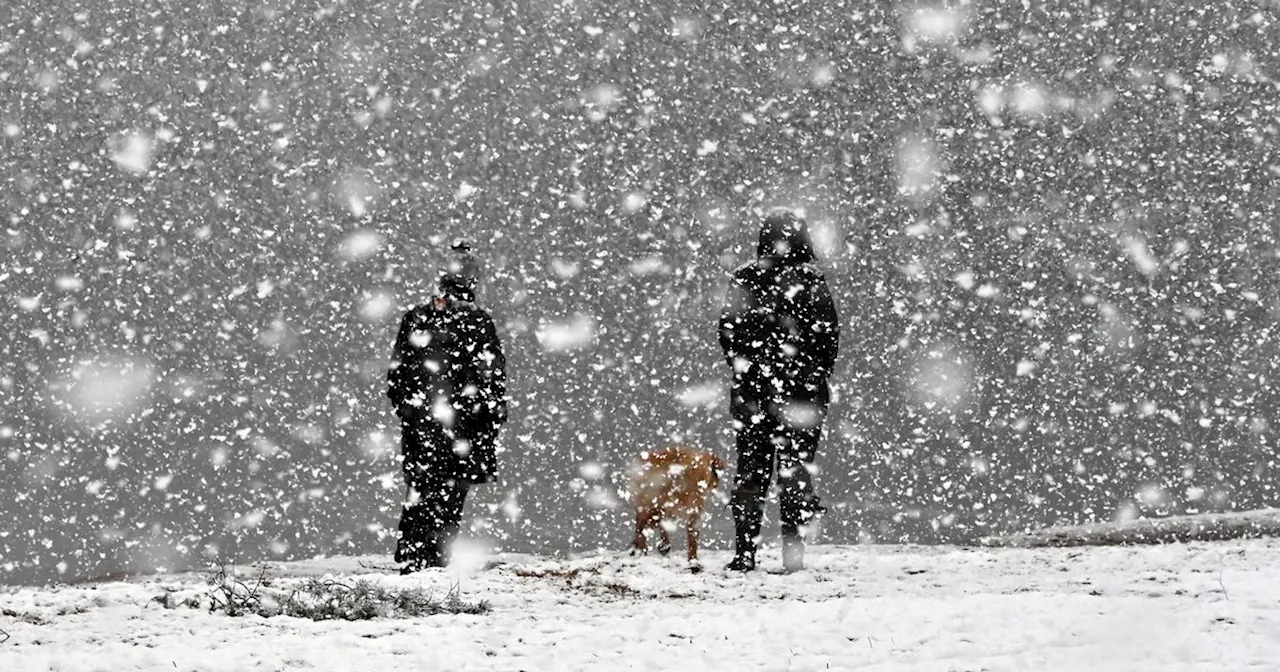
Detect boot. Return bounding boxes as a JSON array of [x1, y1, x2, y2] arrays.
[[726, 490, 763, 572], [782, 535, 804, 574], [726, 552, 755, 572]]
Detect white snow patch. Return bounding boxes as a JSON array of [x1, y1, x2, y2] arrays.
[[226, 509, 267, 531], [911, 345, 975, 412], [975, 283, 1000, 298], [55, 276, 84, 291], [585, 485, 619, 510], [1011, 82, 1049, 118], [905, 7, 967, 44], [628, 255, 669, 277], [292, 423, 325, 445], [904, 221, 931, 238], [977, 84, 1004, 116], [551, 258, 581, 279], [672, 17, 702, 41], [449, 538, 493, 575], [53, 356, 155, 428], [115, 209, 138, 230], [336, 169, 379, 218], [621, 190, 648, 214], [109, 130, 155, 175], [500, 490, 522, 523], [455, 181, 479, 201], [358, 290, 396, 322], [808, 218, 841, 259], [896, 134, 939, 199], [1138, 484, 1168, 508], [810, 62, 835, 87], [780, 400, 823, 430], [535, 315, 597, 352], [1115, 501, 1140, 524], [1122, 234, 1160, 276], [339, 229, 384, 261], [674, 382, 723, 410], [579, 461, 605, 480], [582, 83, 621, 122], [360, 430, 394, 461], [1096, 302, 1136, 352], [252, 437, 281, 458]]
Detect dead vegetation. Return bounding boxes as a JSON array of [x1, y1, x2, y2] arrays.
[[152, 562, 489, 621], [512, 565, 641, 598], [2, 602, 92, 625]]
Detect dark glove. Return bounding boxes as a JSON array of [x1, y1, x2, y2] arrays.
[[730, 393, 762, 423], [395, 401, 429, 422]]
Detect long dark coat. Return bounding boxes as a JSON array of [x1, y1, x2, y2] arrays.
[[386, 292, 508, 484], [718, 213, 840, 425]]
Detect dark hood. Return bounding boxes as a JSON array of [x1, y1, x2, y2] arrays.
[[438, 273, 476, 302], [438, 241, 481, 301], [756, 211, 817, 265]]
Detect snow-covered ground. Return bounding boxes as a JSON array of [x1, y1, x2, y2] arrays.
[[980, 509, 1280, 548], [4, 540, 1279, 671]]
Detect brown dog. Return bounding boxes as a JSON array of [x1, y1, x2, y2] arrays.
[[630, 446, 727, 571]]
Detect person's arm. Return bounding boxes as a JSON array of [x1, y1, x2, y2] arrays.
[[719, 274, 752, 371], [386, 308, 416, 407], [809, 273, 840, 380], [722, 271, 766, 422], [475, 312, 509, 426]]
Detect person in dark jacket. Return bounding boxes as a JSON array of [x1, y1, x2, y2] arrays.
[[718, 211, 840, 573], [386, 243, 508, 573]]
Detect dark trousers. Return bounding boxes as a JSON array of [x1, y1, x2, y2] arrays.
[[731, 403, 825, 553], [395, 422, 470, 569]]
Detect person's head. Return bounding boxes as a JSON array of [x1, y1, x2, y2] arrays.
[[756, 210, 817, 265], [437, 240, 480, 299]]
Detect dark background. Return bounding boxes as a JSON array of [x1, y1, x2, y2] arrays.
[[3, 0, 1278, 584]]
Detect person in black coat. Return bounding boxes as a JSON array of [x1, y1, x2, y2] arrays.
[[386, 243, 508, 573], [718, 211, 840, 573]]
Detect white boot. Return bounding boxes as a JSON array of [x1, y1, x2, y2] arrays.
[[782, 536, 804, 574]]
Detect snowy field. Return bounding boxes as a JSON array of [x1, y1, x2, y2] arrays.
[[4, 540, 1279, 671]]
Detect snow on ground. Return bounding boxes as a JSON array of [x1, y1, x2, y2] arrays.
[[980, 508, 1280, 548], [3, 540, 1280, 671]]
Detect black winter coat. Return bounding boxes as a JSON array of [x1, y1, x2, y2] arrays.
[[387, 293, 508, 484], [719, 215, 840, 423]]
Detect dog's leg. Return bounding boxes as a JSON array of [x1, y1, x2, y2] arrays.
[[631, 509, 651, 555], [686, 511, 703, 573], [657, 520, 672, 556]]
